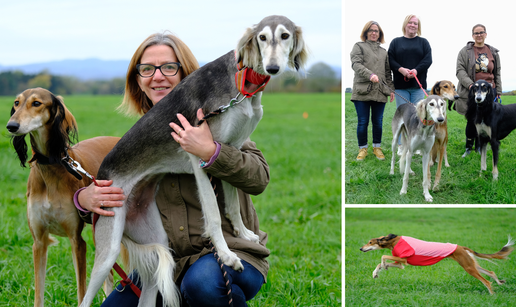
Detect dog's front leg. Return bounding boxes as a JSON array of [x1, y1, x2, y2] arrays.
[[189, 154, 244, 272], [372, 263, 382, 278], [422, 153, 433, 202], [400, 152, 412, 195], [221, 181, 260, 243]]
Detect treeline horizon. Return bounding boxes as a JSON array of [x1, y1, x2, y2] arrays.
[[0, 62, 341, 96]]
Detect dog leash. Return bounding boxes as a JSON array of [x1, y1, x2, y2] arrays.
[[405, 71, 428, 98], [209, 240, 234, 307]]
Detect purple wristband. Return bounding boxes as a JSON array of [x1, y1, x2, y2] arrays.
[[199, 141, 221, 168], [74, 187, 90, 213]]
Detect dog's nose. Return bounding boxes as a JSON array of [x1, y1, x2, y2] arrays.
[[266, 65, 280, 75], [437, 117, 445, 123], [6, 122, 20, 133], [454, 95, 459, 100]]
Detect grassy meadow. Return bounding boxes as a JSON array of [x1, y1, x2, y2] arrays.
[[0, 93, 341, 306], [345, 93, 516, 204], [345, 208, 516, 306]]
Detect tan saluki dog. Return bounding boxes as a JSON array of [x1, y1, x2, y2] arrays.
[[6, 88, 119, 306], [428, 81, 459, 190], [360, 234, 514, 294]]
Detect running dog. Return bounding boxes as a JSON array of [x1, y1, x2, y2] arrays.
[[6, 88, 119, 307], [360, 234, 514, 294], [79, 15, 308, 307], [390, 95, 446, 202], [466, 80, 516, 180], [428, 81, 459, 189]]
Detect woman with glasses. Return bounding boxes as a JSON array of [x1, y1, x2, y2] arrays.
[[350, 21, 395, 161], [388, 14, 433, 155], [74, 32, 270, 307], [456, 24, 502, 157]]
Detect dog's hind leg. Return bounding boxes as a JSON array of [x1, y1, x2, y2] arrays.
[[221, 181, 260, 243], [189, 154, 244, 272], [80, 208, 127, 307], [68, 230, 87, 305], [452, 248, 494, 294], [432, 145, 445, 191]]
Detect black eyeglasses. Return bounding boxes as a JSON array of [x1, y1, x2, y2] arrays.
[[473, 31, 486, 36], [136, 62, 182, 78]]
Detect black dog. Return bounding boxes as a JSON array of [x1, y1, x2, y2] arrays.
[[466, 80, 516, 180]]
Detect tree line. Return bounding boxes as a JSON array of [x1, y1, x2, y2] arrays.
[[0, 62, 340, 96]]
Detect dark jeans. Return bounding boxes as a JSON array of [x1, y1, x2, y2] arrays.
[[101, 254, 264, 307], [353, 100, 386, 148]]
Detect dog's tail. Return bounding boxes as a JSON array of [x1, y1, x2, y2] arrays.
[[465, 235, 515, 261], [121, 238, 180, 307]]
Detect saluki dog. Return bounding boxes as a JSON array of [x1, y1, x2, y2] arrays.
[[6, 88, 119, 307], [79, 15, 308, 307], [428, 81, 459, 189], [390, 95, 446, 202], [466, 80, 516, 180], [360, 234, 514, 294]]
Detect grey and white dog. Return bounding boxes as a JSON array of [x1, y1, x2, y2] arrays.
[[80, 15, 308, 307], [390, 95, 446, 202]]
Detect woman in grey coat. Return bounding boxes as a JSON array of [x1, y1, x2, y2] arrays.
[[456, 24, 502, 157], [350, 21, 395, 161]]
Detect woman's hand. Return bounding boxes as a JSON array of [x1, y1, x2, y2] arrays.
[[390, 92, 395, 102], [77, 180, 125, 216], [170, 109, 217, 161], [370, 74, 379, 83]]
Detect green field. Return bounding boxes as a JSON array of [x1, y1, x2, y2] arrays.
[[345, 208, 516, 306], [0, 93, 341, 306], [345, 93, 516, 204]]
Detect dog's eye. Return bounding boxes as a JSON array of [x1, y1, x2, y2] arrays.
[[281, 33, 290, 40], [430, 103, 435, 106], [259, 35, 266, 41], [32, 101, 42, 107], [14, 101, 19, 107]]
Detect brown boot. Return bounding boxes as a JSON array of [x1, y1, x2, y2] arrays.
[[373, 147, 385, 160], [357, 148, 368, 161]]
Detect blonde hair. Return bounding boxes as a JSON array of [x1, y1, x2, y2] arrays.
[[402, 15, 421, 36], [360, 21, 385, 44], [120, 32, 200, 116]]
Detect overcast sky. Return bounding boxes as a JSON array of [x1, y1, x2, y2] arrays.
[[0, 0, 341, 70], [345, 0, 516, 91]]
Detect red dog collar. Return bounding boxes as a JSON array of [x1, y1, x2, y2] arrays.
[[235, 59, 271, 97], [420, 118, 435, 126]]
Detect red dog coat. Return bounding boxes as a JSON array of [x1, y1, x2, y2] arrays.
[[392, 236, 458, 266]]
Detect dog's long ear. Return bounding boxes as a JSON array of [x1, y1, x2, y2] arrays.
[[235, 26, 260, 69], [288, 26, 309, 71], [11, 135, 28, 168], [416, 99, 427, 120], [430, 81, 441, 96], [47, 94, 78, 164], [465, 83, 477, 121]]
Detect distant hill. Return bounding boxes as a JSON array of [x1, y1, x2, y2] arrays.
[[0, 59, 130, 80], [0, 59, 342, 81]]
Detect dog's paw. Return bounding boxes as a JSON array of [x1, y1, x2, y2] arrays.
[[400, 189, 407, 195], [424, 194, 433, 202], [234, 227, 260, 244], [372, 270, 379, 279], [409, 168, 415, 175], [218, 249, 244, 272]]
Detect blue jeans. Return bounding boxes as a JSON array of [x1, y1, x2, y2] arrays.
[[394, 88, 427, 144], [352, 100, 386, 148], [101, 254, 264, 307]]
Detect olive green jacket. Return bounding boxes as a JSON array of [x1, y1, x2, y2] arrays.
[[350, 40, 394, 102], [455, 42, 502, 115], [155, 140, 270, 283]]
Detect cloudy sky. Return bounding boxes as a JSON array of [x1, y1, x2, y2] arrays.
[[345, 0, 516, 91], [0, 0, 341, 70]]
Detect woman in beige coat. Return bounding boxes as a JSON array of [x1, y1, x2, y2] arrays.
[[350, 21, 395, 161]]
